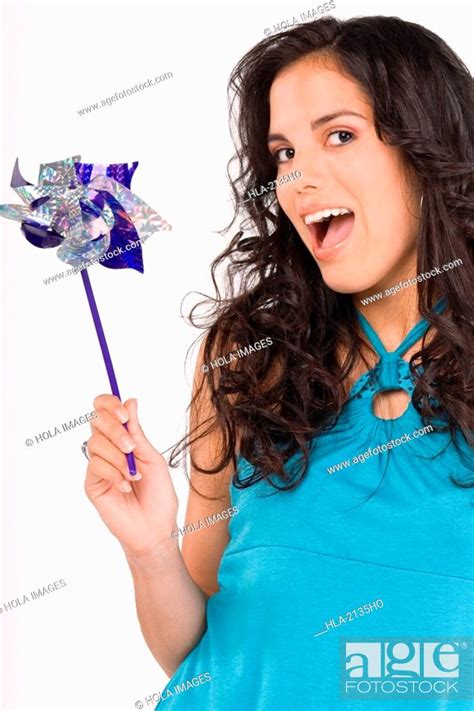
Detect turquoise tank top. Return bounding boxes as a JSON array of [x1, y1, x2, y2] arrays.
[[156, 301, 474, 710]]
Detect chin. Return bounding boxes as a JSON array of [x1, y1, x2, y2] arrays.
[[318, 268, 378, 295]]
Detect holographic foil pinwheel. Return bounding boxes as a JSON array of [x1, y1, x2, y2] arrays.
[[0, 156, 171, 476]]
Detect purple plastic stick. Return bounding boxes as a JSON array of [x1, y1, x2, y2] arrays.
[[81, 268, 137, 476]]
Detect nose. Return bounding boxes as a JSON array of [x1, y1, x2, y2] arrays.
[[293, 145, 329, 193], [296, 177, 318, 193]]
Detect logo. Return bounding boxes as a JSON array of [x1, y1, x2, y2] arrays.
[[341, 638, 474, 699]]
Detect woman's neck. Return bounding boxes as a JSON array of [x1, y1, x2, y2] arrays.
[[353, 288, 422, 352]]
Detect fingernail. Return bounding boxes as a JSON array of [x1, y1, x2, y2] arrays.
[[119, 481, 132, 493], [116, 409, 129, 423], [120, 437, 135, 452], [130, 472, 142, 480]]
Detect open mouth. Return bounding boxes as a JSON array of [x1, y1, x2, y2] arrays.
[[304, 208, 355, 250]]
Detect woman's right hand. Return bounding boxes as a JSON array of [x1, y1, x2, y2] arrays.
[[84, 395, 179, 558]]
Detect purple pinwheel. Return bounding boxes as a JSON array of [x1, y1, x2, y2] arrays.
[[0, 156, 171, 476]]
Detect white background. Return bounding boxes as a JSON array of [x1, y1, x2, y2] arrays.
[[0, 1, 472, 709]]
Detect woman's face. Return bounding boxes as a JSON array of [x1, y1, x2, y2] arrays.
[[268, 56, 421, 296]]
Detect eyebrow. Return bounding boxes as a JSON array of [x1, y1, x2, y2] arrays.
[[267, 110, 367, 143]]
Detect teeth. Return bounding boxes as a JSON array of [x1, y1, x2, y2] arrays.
[[304, 207, 352, 225]]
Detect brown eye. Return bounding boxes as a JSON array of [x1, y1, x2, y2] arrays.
[[327, 130, 354, 146], [274, 147, 295, 163]]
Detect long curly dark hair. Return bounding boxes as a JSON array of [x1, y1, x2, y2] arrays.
[[170, 15, 473, 492]]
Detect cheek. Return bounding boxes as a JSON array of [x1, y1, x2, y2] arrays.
[[275, 186, 297, 226], [361, 146, 409, 207], [275, 184, 290, 210], [369, 177, 418, 251], [276, 188, 310, 247], [339, 134, 399, 190], [339, 148, 416, 242]]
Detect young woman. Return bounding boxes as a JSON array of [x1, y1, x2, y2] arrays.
[[83, 15, 473, 710]]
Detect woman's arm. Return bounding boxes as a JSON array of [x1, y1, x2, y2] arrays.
[[126, 443, 234, 675], [84, 339, 235, 677], [129, 336, 236, 665], [125, 339, 235, 673], [181, 340, 237, 597], [125, 540, 208, 677]]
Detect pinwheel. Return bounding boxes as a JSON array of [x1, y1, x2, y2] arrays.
[[0, 156, 171, 475]]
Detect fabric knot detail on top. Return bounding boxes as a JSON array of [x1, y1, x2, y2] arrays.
[[376, 356, 406, 392], [349, 298, 448, 401]]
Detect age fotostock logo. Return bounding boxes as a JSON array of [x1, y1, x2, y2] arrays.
[[341, 638, 474, 699]]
